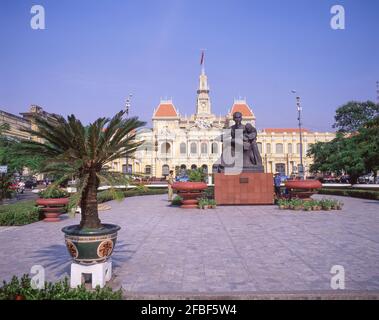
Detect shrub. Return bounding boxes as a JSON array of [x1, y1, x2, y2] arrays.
[[96, 187, 168, 204], [188, 168, 206, 182], [276, 198, 344, 212], [0, 274, 123, 300], [171, 195, 183, 206], [0, 201, 40, 226], [318, 188, 379, 200], [39, 186, 69, 199]]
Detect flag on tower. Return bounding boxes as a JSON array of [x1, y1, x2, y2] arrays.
[[200, 50, 204, 65]]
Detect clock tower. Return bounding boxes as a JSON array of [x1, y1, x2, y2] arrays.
[[195, 67, 212, 118]]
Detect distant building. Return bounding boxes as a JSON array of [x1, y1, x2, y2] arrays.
[[111, 67, 336, 178]]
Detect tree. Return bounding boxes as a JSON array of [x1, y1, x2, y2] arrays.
[[16, 110, 145, 229], [307, 133, 366, 183], [333, 101, 379, 133], [0, 123, 10, 136]]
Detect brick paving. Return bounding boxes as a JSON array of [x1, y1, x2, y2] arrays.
[[0, 194, 378, 294]]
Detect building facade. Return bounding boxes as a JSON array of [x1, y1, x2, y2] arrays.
[[122, 68, 336, 178]]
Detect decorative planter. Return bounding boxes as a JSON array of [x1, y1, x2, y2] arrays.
[[36, 198, 69, 222], [62, 224, 120, 265], [285, 180, 322, 200], [172, 182, 208, 209]]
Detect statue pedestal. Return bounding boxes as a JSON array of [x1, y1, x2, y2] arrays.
[[214, 173, 274, 205]]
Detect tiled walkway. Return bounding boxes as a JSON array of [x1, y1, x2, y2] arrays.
[[1, 194, 378, 294]]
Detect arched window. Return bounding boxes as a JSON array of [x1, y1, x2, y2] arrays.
[[162, 164, 169, 176], [190, 142, 197, 154], [161, 142, 171, 155], [191, 164, 197, 170], [257, 142, 262, 154], [145, 165, 151, 175], [276, 143, 283, 154], [266, 143, 271, 154], [201, 142, 208, 154], [211, 142, 218, 154], [202, 164, 208, 173], [288, 143, 293, 154]]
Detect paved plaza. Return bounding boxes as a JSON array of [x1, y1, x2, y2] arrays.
[[0, 194, 379, 296]]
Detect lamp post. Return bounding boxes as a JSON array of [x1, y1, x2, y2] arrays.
[[291, 90, 304, 179], [124, 94, 132, 175]]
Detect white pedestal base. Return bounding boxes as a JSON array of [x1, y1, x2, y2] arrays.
[[70, 259, 112, 289]]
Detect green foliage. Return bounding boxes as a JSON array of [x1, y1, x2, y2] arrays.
[[0, 201, 40, 226], [203, 186, 214, 199], [188, 168, 206, 182], [14, 110, 146, 229], [276, 198, 343, 211], [38, 186, 69, 199], [96, 188, 168, 204], [171, 195, 183, 206], [319, 188, 379, 200], [308, 101, 379, 183], [333, 101, 379, 133], [0, 274, 123, 300], [198, 198, 217, 209]]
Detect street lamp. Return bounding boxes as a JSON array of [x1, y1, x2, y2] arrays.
[[291, 90, 304, 179], [124, 94, 132, 175]]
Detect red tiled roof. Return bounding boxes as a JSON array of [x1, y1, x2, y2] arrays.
[[230, 103, 254, 117], [263, 128, 311, 133], [153, 103, 178, 117]]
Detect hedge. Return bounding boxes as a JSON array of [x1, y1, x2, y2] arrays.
[[97, 187, 168, 204], [318, 188, 379, 200], [0, 274, 122, 300], [0, 201, 40, 226]]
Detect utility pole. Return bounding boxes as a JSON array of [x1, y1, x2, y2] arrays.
[[376, 81, 379, 104], [291, 90, 304, 179]]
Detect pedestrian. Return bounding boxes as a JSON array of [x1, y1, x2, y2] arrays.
[[167, 170, 174, 201], [274, 173, 282, 198]]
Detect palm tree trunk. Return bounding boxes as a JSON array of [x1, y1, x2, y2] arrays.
[[80, 169, 101, 229]]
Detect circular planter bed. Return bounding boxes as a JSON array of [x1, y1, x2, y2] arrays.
[[36, 198, 69, 222], [285, 180, 322, 200], [172, 182, 208, 209], [62, 224, 121, 265]]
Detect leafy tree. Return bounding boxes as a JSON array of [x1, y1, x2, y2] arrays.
[[308, 133, 366, 183], [333, 101, 379, 132], [16, 111, 145, 229]]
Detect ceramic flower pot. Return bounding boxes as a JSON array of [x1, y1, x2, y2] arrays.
[[36, 198, 69, 222], [285, 180, 322, 200], [172, 182, 208, 209], [62, 224, 120, 265]]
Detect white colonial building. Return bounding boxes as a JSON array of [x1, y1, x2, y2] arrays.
[[112, 68, 335, 179]]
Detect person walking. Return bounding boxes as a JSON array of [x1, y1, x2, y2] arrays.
[[167, 170, 174, 201], [274, 173, 282, 198]]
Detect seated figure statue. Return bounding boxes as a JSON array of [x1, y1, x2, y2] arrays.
[[214, 112, 264, 173]]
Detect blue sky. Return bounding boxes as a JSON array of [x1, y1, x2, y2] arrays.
[[0, 0, 378, 131]]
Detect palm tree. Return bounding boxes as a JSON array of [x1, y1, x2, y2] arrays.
[[17, 110, 145, 229]]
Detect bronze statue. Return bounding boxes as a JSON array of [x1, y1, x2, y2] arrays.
[[214, 112, 264, 173]]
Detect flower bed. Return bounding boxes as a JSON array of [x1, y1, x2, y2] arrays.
[[277, 198, 344, 211]]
